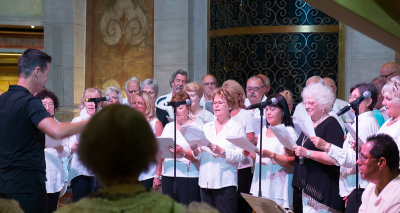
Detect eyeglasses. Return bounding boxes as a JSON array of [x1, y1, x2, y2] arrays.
[[42, 102, 54, 108], [358, 153, 378, 163], [246, 86, 265, 92], [302, 101, 316, 107], [380, 72, 396, 79], [203, 82, 216, 87]]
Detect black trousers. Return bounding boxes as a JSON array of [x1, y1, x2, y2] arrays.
[[71, 175, 99, 202], [293, 187, 303, 213], [200, 186, 238, 213], [162, 176, 201, 205], [47, 191, 60, 213], [345, 188, 365, 213], [140, 178, 154, 190], [0, 184, 48, 213], [237, 167, 253, 213]]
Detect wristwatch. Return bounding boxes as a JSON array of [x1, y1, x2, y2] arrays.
[[306, 150, 311, 158], [155, 175, 162, 180]]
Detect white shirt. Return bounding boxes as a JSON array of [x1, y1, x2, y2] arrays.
[[193, 108, 214, 124], [244, 95, 267, 107], [139, 118, 159, 181], [250, 126, 297, 209], [161, 121, 200, 178], [67, 109, 94, 181], [155, 92, 173, 118], [327, 111, 379, 196], [232, 109, 255, 169], [198, 119, 246, 189], [359, 174, 400, 213], [331, 98, 353, 123], [378, 118, 400, 149], [200, 95, 214, 114], [45, 118, 69, 193]]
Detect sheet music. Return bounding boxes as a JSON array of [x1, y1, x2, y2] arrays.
[[180, 124, 212, 147], [293, 103, 315, 138], [344, 123, 365, 146], [241, 193, 286, 213], [45, 135, 64, 148], [226, 136, 258, 152], [269, 124, 296, 150], [157, 137, 175, 159]]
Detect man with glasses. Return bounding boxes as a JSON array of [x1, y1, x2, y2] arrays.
[[122, 77, 141, 105], [379, 62, 400, 82], [256, 73, 271, 97], [358, 134, 400, 213], [155, 69, 188, 118], [244, 75, 267, 107], [199, 74, 217, 113]]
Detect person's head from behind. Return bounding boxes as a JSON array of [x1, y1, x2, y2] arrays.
[[35, 89, 59, 117], [18, 49, 52, 93], [323, 77, 337, 95], [265, 93, 294, 127], [142, 78, 159, 100], [0, 198, 24, 213], [78, 104, 157, 185], [280, 89, 294, 113], [170, 69, 188, 95], [357, 134, 399, 184], [103, 86, 123, 106], [222, 79, 245, 109], [349, 82, 378, 114]]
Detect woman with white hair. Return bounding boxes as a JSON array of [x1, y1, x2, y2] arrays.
[[103, 86, 123, 106], [292, 83, 345, 213], [377, 76, 400, 147]]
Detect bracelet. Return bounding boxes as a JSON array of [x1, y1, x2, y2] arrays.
[[192, 150, 200, 160], [181, 151, 186, 158], [326, 143, 332, 152], [221, 151, 226, 158], [272, 152, 276, 160], [306, 150, 311, 158], [155, 175, 162, 180]]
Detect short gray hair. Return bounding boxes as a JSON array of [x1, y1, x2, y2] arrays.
[[302, 83, 335, 112], [104, 86, 123, 103], [169, 69, 189, 87], [124, 77, 141, 91], [382, 76, 400, 100], [141, 78, 159, 96]]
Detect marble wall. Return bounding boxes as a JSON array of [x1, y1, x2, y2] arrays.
[[344, 26, 395, 99]]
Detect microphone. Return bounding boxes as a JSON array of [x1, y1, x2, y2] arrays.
[[164, 99, 191, 107], [246, 97, 278, 110], [337, 91, 371, 116], [85, 96, 111, 103]]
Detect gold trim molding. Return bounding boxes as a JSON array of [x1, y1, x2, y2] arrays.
[[210, 25, 339, 37]]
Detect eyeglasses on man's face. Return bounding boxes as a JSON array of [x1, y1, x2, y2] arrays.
[[380, 71, 396, 79], [128, 89, 140, 94], [246, 86, 265, 92], [203, 82, 216, 87]]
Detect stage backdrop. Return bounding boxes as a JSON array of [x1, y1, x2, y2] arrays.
[[86, 0, 153, 94]]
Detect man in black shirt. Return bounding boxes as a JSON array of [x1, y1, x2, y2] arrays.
[[0, 49, 88, 213]]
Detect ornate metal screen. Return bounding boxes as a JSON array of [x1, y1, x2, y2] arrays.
[[209, 0, 339, 103]]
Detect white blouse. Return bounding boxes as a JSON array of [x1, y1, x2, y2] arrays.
[[161, 121, 201, 178], [198, 119, 246, 189], [250, 126, 297, 209], [67, 109, 94, 181], [327, 111, 379, 196], [378, 117, 400, 149], [139, 117, 160, 181]]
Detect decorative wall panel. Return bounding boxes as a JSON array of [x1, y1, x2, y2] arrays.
[[86, 0, 153, 92], [209, 0, 339, 103]]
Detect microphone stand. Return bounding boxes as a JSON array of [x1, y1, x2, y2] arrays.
[[257, 106, 265, 197], [172, 104, 178, 198], [354, 106, 360, 208]]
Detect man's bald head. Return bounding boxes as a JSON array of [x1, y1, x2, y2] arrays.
[[380, 62, 400, 81], [306, 76, 324, 87], [323, 77, 337, 93]]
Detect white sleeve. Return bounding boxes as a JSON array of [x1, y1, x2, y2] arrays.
[[225, 125, 246, 163], [245, 110, 255, 134], [327, 136, 356, 168]]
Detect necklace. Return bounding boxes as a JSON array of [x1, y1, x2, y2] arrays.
[[313, 113, 327, 127]]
